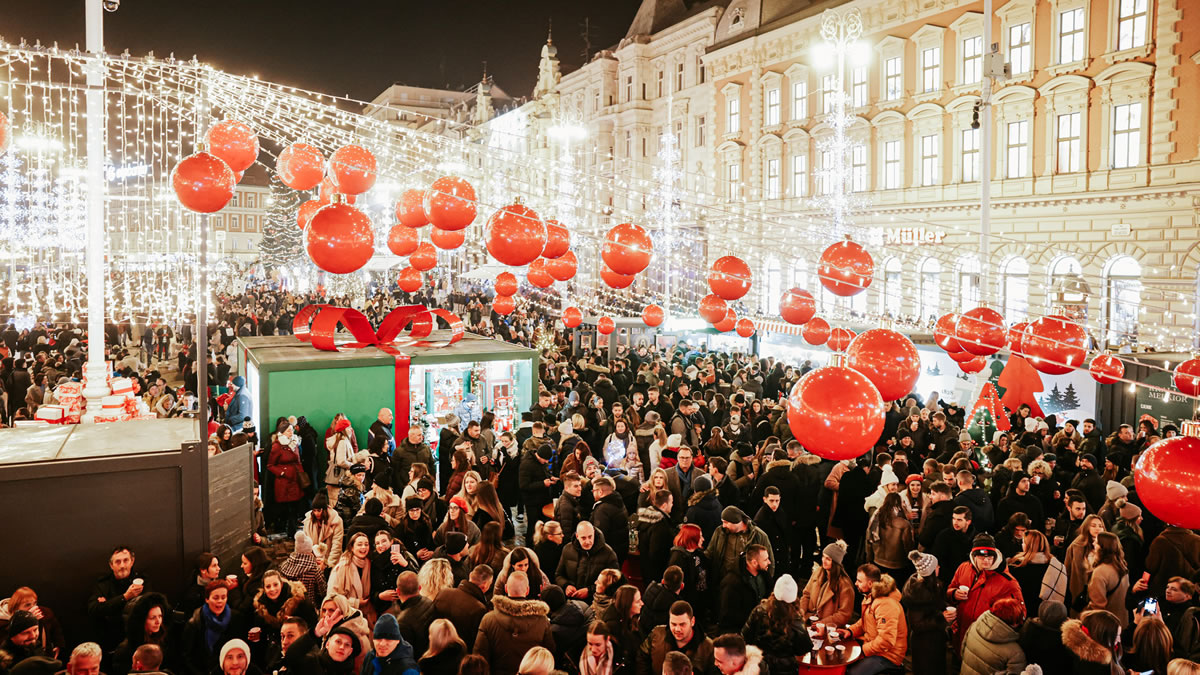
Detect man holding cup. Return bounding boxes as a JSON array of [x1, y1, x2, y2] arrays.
[[836, 564, 906, 674], [945, 534, 1024, 652], [86, 546, 148, 653]]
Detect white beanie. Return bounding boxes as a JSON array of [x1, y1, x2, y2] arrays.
[[667, 433, 682, 448], [773, 574, 799, 604], [294, 530, 314, 555], [879, 464, 899, 487], [219, 639, 250, 666], [1025, 418, 1039, 433]]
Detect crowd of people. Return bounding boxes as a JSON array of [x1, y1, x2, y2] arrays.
[[4, 283, 1200, 675]]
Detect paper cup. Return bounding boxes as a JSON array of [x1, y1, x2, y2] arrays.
[[132, 578, 143, 586], [226, 575, 237, 584]]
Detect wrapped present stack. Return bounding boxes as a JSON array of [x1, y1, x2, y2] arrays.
[[34, 404, 68, 424], [53, 381, 84, 424], [92, 376, 154, 422]]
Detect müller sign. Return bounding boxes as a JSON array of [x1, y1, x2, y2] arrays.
[[870, 227, 948, 245]]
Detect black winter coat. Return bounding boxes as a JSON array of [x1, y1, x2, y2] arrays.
[[555, 529, 620, 592], [684, 490, 722, 544], [919, 500, 954, 551], [590, 492, 630, 561], [636, 506, 677, 586]]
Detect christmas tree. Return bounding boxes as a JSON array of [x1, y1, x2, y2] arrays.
[[258, 176, 304, 269], [967, 382, 1010, 443], [1040, 384, 1066, 413], [1061, 383, 1080, 409], [998, 355, 1046, 418]]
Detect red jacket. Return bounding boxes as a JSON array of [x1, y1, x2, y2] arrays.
[[268, 440, 305, 503], [947, 561, 1024, 651]]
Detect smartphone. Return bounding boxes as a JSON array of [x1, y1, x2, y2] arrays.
[[1142, 597, 1158, 614], [391, 543, 400, 555]]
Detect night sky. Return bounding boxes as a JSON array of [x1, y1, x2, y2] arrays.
[[4, 0, 644, 101]]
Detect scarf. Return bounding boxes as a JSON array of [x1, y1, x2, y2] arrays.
[[201, 603, 232, 653], [579, 642, 614, 675]]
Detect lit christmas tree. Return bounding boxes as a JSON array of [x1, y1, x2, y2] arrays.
[[258, 176, 303, 269]]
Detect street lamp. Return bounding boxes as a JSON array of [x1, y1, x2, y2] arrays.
[[812, 7, 866, 234]]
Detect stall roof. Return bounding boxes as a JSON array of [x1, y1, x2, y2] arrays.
[[240, 332, 539, 371], [0, 418, 199, 465]]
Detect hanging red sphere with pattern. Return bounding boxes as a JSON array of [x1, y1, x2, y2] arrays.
[[780, 288, 816, 325], [486, 202, 546, 267], [642, 304, 665, 328], [1134, 436, 1200, 528], [956, 307, 1006, 356], [828, 327, 856, 353], [277, 142, 324, 190], [396, 266, 422, 293], [934, 313, 963, 352], [296, 199, 323, 230], [206, 120, 259, 173], [395, 189, 429, 228], [817, 239, 874, 297], [1008, 321, 1029, 356], [430, 227, 465, 250], [714, 308, 737, 333], [601, 223, 653, 276], [699, 294, 728, 324], [1174, 358, 1200, 397], [424, 176, 477, 231], [328, 144, 377, 195], [735, 318, 756, 338], [172, 151, 236, 213], [959, 355, 987, 373], [1023, 315, 1088, 375], [409, 242, 437, 272], [494, 272, 519, 297], [601, 266, 635, 289], [788, 366, 885, 460], [708, 256, 752, 301], [542, 220, 571, 259], [562, 306, 583, 328], [546, 251, 578, 282], [597, 317, 616, 335], [493, 295, 515, 316], [526, 258, 555, 288], [304, 202, 375, 274], [1089, 353, 1125, 385], [845, 329, 921, 402], [803, 317, 831, 346], [387, 224, 420, 256]]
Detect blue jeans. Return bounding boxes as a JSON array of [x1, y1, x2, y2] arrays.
[[846, 655, 901, 675]]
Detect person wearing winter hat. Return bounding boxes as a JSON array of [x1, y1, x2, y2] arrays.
[[217, 639, 250, 675], [799, 541, 855, 625], [960, 597, 1027, 675], [279, 530, 327, 605], [773, 574, 799, 603], [362, 613, 418, 675], [994, 470, 1045, 538], [947, 533, 1024, 650], [863, 464, 902, 513], [2, 610, 45, 666], [1097, 480, 1129, 529], [708, 506, 774, 583], [909, 550, 938, 579], [901, 549, 949, 675]]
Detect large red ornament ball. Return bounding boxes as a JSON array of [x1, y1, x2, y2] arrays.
[[304, 202, 374, 274], [0, 111, 10, 154], [735, 318, 756, 338], [328, 144, 377, 195], [172, 151, 236, 213], [1174, 358, 1200, 397], [1008, 321, 1029, 356], [277, 142, 324, 190], [828, 327, 856, 353], [296, 199, 323, 230], [493, 295, 515, 316], [787, 366, 885, 460], [424, 176, 477, 231], [562, 306, 583, 328], [780, 288, 816, 325], [699, 294, 728, 324], [494, 272, 518, 297], [957, 307, 1006, 356], [949, 349, 977, 363], [1023, 315, 1087, 375], [387, 224, 419, 256], [934, 313, 963, 352], [597, 317, 616, 335], [546, 251, 577, 282], [396, 266, 422, 293], [486, 202, 546, 267], [601, 266, 635, 289], [206, 120, 258, 173], [818, 240, 874, 297], [526, 258, 554, 288], [1134, 436, 1200, 528], [803, 317, 831, 345], [959, 355, 987, 373], [845, 329, 921, 402], [1090, 353, 1125, 385], [708, 256, 752, 301], [601, 223, 653, 276], [430, 227, 465, 250], [542, 220, 570, 259], [395, 189, 429, 228], [642, 304, 665, 328], [409, 242, 437, 272], [714, 309, 737, 333]]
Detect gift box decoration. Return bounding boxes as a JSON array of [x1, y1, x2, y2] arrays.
[[101, 395, 128, 411], [34, 405, 67, 423], [110, 377, 135, 398]]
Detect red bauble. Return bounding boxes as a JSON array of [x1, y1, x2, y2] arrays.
[[714, 309, 737, 333], [949, 349, 977, 363], [387, 224, 419, 256], [318, 177, 337, 204], [277, 142, 325, 190], [234, 171, 245, 183], [959, 355, 987, 373], [546, 251, 577, 282], [818, 240, 874, 297], [597, 317, 615, 335], [486, 203, 546, 267], [1134, 437, 1200, 528], [787, 366, 885, 460], [395, 189, 429, 228], [699, 294, 728, 324], [296, 199, 323, 230], [735, 318, 756, 338], [1008, 321, 1029, 356], [1023, 315, 1087, 375], [642, 304, 665, 328], [708, 256, 752, 301], [828, 327, 856, 353], [409, 242, 437, 272], [780, 288, 816, 325], [430, 227, 465, 250], [0, 111, 10, 154], [526, 258, 555, 288], [424, 176, 477, 231], [957, 307, 1006, 356], [542, 219, 570, 259], [845, 329, 921, 402], [396, 266, 422, 293], [172, 151, 236, 213], [206, 120, 258, 173], [803, 317, 831, 345], [304, 202, 374, 274], [934, 313, 962, 352], [494, 272, 518, 297], [601, 223, 653, 275], [328, 144, 377, 195], [601, 266, 635, 289], [1174, 359, 1200, 397], [493, 295, 515, 316], [1090, 353, 1125, 385], [562, 307, 583, 328]]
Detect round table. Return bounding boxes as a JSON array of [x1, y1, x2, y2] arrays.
[[797, 639, 863, 674]]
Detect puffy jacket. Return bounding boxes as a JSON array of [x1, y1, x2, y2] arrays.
[[847, 574, 908, 666], [636, 625, 714, 675], [741, 599, 813, 675], [473, 595, 556, 675], [684, 490, 723, 544], [799, 564, 856, 626], [948, 556, 1025, 650], [705, 520, 774, 582], [390, 439, 433, 488], [636, 506, 676, 585], [555, 528, 620, 593], [960, 611, 1026, 675], [591, 491, 631, 560]]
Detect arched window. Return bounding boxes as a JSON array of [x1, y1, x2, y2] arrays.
[[1001, 256, 1029, 320], [1103, 255, 1141, 346], [957, 257, 981, 312], [1049, 255, 1084, 305], [792, 260, 809, 289], [765, 258, 782, 314], [882, 257, 902, 316], [919, 258, 941, 320]]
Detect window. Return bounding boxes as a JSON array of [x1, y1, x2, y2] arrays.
[[1117, 0, 1148, 51], [851, 67, 868, 108], [920, 134, 939, 186], [793, 260, 810, 288], [1050, 256, 1085, 304], [922, 47, 941, 93], [727, 96, 741, 134], [698, 56, 706, 83], [885, 57, 903, 100], [1057, 112, 1082, 173], [765, 259, 782, 314], [726, 162, 741, 199], [1006, 120, 1029, 178], [792, 81, 808, 120], [676, 62, 684, 91], [791, 154, 808, 197], [766, 88, 781, 126], [1105, 255, 1142, 345], [821, 75, 836, 114], [961, 128, 980, 182], [962, 36, 983, 84], [818, 150, 833, 195], [958, 258, 981, 312], [624, 130, 632, 158], [657, 70, 664, 97], [1009, 23, 1032, 75], [1059, 8, 1086, 63], [593, 88, 600, 112], [883, 258, 903, 315], [1002, 257, 1030, 320], [624, 76, 633, 103], [696, 115, 706, 147], [883, 140, 901, 189], [1112, 102, 1142, 169], [766, 158, 781, 199], [851, 144, 867, 192], [919, 258, 942, 320]]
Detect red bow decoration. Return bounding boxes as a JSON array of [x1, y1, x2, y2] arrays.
[[292, 304, 465, 434]]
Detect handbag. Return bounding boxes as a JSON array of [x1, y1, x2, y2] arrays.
[[296, 467, 312, 490]]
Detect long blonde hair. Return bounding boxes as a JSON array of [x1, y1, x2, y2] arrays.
[[417, 559, 454, 601], [421, 618, 465, 660]]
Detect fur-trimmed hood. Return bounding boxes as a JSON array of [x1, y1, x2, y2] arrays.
[[491, 594, 550, 618], [1061, 619, 1113, 665], [688, 488, 717, 507], [869, 574, 898, 599], [794, 453, 822, 466], [765, 459, 792, 472], [635, 424, 658, 436], [253, 578, 307, 618], [729, 645, 765, 675], [638, 505, 669, 525]]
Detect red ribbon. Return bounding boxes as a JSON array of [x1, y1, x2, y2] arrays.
[[292, 304, 465, 434]]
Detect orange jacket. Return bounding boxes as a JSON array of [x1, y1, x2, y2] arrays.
[[847, 574, 908, 666]]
